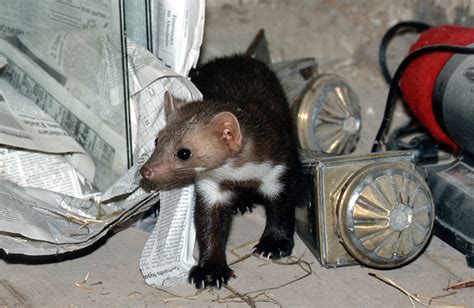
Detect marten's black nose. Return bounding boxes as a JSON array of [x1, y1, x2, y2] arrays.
[[140, 166, 153, 179]]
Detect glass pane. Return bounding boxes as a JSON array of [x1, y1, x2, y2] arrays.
[[0, 0, 132, 192]]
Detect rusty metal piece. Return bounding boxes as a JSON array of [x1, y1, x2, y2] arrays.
[[272, 58, 318, 107]]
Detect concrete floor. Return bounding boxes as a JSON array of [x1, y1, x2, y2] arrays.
[[1, 208, 473, 307], [2, 1, 474, 307]]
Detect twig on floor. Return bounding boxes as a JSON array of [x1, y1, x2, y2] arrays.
[[368, 270, 464, 307], [220, 284, 257, 307], [229, 239, 259, 259], [244, 255, 313, 296], [215, 285, 281, 307], [218, 241, 313, 307], [74, 272, 93, 292], [127, 291, 142, 298], [156, 240, 312, 307], [231, 239, 260, 252]]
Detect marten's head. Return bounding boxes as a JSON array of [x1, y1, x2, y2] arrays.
[[140, 91, 242, 190]]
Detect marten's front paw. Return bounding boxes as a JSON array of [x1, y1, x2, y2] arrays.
[[188, 263, 236, 289], [252, 236, 294, 259]]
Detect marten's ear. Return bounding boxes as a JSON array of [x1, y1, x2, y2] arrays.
[[210, 112, 242, 152], [163, 91, 185, 119]]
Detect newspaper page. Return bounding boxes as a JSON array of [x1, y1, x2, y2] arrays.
[[152, 0, 205, 76], [0, 173, 159, 255], [0, 179, 109, 245], [0, 0, 205, 77], [124, 0, 206, 76], [140, 186, 196, 289], [0, 78, 96, 186], [0, 147, 97, 199], [0, 79, 88, 155], [0, 0, 120, 39], [0, 143, 162, 256]]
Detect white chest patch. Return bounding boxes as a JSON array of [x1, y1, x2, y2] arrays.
[[196, 178, 234, 205], [196, 161, 286, 206], [259, 164, 286, 199]]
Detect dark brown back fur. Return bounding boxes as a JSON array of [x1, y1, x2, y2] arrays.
[[190, 55, 299, 167]]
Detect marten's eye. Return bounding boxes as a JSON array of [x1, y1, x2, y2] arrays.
[[154, 138, 158, 147], [176, 148, 192, 161]]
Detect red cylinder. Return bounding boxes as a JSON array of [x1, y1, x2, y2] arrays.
[[399, 25, 474, 150]]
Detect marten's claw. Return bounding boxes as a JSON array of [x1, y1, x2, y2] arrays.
[[188, 264, 235, 289], [233, 202, 255, 215], [252, 235, 294, 259]]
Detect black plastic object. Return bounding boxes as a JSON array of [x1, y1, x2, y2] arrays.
[[425, 157, 474, 268]]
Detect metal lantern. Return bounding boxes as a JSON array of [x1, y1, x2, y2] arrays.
[[296, 150, 435, 268]]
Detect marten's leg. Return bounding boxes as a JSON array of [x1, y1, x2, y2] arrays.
[[188, 191, 236, 289], [253, 177, 296, 259]]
